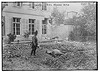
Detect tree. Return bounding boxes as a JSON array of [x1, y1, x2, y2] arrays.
[[68, 3, 96, 41], [51, 7, 65, 25], [67, 15, 88, 41], [82, 3, 96, 36]]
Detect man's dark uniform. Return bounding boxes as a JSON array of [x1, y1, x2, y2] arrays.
[[31, 31, 38, 56]]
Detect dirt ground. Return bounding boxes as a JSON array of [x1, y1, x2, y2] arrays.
[[2, 41, 97, 71]]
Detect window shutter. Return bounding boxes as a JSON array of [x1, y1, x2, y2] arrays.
[[32, 2, 34, 9], [26, 19, 29, 31], [42, 2, 47, 10], [36, 20, 39, 30], [13, 2, 15, 7], [29, 3, 31, 8], [11, 17, 13, 34]]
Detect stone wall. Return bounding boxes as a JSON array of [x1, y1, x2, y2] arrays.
[[50, 24, 74, 40]]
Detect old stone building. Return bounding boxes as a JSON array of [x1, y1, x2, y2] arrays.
[[2, 2, 79, 42], [2, 2, 51, 41]]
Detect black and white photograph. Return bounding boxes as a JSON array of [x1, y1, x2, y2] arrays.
[[1, 1, 98, 71]]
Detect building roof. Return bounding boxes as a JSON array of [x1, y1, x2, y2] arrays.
[[3, 3, 51, 18]]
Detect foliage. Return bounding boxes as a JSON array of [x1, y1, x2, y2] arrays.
[[68, 3, 96, 42], [7, 33, 16, 44], [64, 16, 78, 25], [68, 26, 88, 42], [51, 7, 65, 25], [68, 31, 75, 41], [82, 3, 96, 21], [23, 30, 30, 38], [82, 3, 96, 36], [67, 16, 88, 41]]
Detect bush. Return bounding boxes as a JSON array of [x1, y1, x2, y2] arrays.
[[68, 31, 75, 41], [68, 27, 96, 42], [23, 30, 30, 38], [68, 30, 87, 42], [7, 33, 16, 44]]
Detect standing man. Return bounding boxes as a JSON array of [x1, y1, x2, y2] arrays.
[[30, 30, 38, 56]]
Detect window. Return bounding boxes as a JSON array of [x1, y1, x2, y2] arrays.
[[29, 2, 34, 9], [42, 24, 47, 34], [13, 17, 20, 35], [42, 2, 47, 10], [14, 2, 22, 7], [42, 19, 47, 34], [29, 19, 35, 35], [31, 2, 34, 9]]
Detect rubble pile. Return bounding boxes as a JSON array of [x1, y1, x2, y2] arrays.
[[40, 43, 96, 69], [3, 44, 24, 60]]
